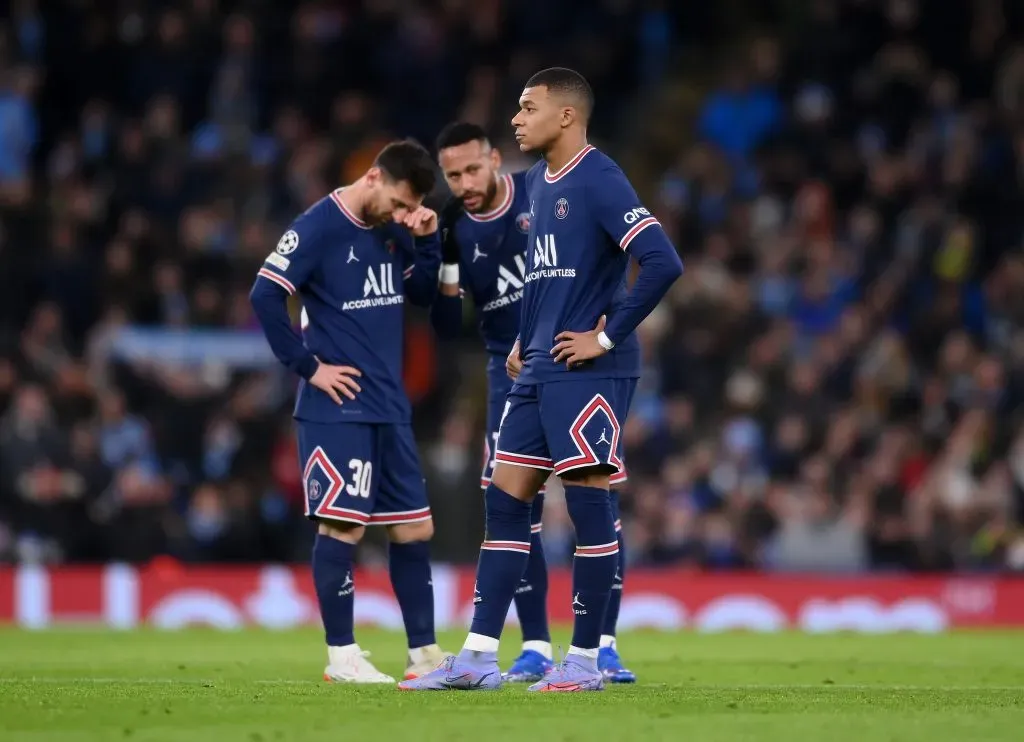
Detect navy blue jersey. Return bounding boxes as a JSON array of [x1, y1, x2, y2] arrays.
[[252, 190, 440, 424], [517, 146, 663, 384], [447, 171, 532, 357]]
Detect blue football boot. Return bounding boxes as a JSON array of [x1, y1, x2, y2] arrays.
[[598, 645, 637, 683], [502, 649, 554, 683]]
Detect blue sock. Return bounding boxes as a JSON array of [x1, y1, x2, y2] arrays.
[[565, 485, 617, 654], [515, 491, 550, 644], [388, 540, 436, 649], [468, 484, 533, 642], [312, 533, 356, 647], [602, 492, 624, 640]]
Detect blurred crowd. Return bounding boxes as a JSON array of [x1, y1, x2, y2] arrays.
[[1, 0, 1022, 573]]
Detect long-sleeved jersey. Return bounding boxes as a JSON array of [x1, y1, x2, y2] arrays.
[[250, 190, 440, 423], [516, 145, 683, 385], [430, 171, 532, 359]]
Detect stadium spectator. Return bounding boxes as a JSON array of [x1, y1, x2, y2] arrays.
[[0, 1, 1021, 574]]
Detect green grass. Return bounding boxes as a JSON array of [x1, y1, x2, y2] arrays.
[[1, 629, 1022, 741]]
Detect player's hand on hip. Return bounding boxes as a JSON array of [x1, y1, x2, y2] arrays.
[[506, 338, 523, 380], [403, 206, 438, 237], [551, 315, 608, 369], [310, 359, 362, 405]]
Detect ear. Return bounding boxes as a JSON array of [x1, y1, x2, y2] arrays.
[[560, 106, 576, 129], [366, 166, 382, 187], [490, 146, 502, 171]]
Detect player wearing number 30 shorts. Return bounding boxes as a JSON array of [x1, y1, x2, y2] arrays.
[[251, 140, 452, 685]]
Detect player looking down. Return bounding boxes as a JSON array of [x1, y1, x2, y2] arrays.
[[250, 140, 450, 684]]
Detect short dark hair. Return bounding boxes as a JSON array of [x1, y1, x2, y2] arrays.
[[524, 67, 594, 121], [435, 122, 490, 153], [374, 139, 437, 197]]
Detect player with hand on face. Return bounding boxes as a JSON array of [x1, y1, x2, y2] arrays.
[[430, 121, 637, 684], [402, 70, 682, 693], [250, 140, 451, 684]]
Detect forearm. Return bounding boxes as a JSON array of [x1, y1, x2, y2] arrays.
[[249, 281, 319, 379], [430, 289, 463, 340], [404, 233, 442, 307], [604, 237, 683, 345]]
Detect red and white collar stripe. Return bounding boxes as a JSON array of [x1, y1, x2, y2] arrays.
[[466, 174, 515, 222], [329, 189, 370, 230], [544, 145, 595, 183]]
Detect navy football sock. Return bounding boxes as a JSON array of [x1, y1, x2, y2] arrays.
[[312, 533, 356, 647], [565, 485, 618, 655], [602, 492, 624, 642], [388, 540, 436, 649], [515, 492, 550, 645], [465, 484, 533, 650]]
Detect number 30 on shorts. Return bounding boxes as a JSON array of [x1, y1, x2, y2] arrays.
[[346, 459, 372, 499]]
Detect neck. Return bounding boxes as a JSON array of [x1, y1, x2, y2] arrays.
[[544, 131, 589, 173], [480, 173, 508, 213], [338, 177, 370, 222]]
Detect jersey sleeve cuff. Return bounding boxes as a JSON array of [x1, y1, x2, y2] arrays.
[[414, 232, 440, 249], [603, 321, 627, 348], [293, 355, 319, 381]]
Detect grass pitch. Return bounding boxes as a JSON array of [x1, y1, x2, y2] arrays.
[[1, 629, 1022, 741]]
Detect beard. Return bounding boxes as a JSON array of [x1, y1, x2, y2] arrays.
[[363, 201, 391, 226], [464, 175, 499, 214]]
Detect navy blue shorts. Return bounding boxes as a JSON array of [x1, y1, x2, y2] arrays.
[[481, 359, 513, 490], [482, 363, 551, 510], [494, 379, 635, 483], [297, 421, 431, 527]]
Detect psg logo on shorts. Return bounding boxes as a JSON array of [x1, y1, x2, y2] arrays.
[[515, 212, 531, 234], [307, 479, 322, 501], [554, 198, 569, 220]]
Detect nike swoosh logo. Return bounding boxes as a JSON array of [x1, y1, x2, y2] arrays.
[[468, 673, 494, 688], [444, 673, 470, 684]]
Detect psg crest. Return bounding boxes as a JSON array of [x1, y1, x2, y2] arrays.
[[554, 197, 569, 220], [307, 479, 322, 501], [515, 212, 531, 233]]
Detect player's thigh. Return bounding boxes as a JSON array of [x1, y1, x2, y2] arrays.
[[608, 426, 628, 525], [486, 373, 550, 500], [609, 381, 636, 489], [373, 423, 433, 540], [491, 383, 551, 500], [297, 420, 379, 533], [540, 379, 635, 483], [480, 371, 513, 490]]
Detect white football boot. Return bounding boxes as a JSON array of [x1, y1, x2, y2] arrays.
[[323, 645, 395, 684], [403, 644, 455, 680]]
